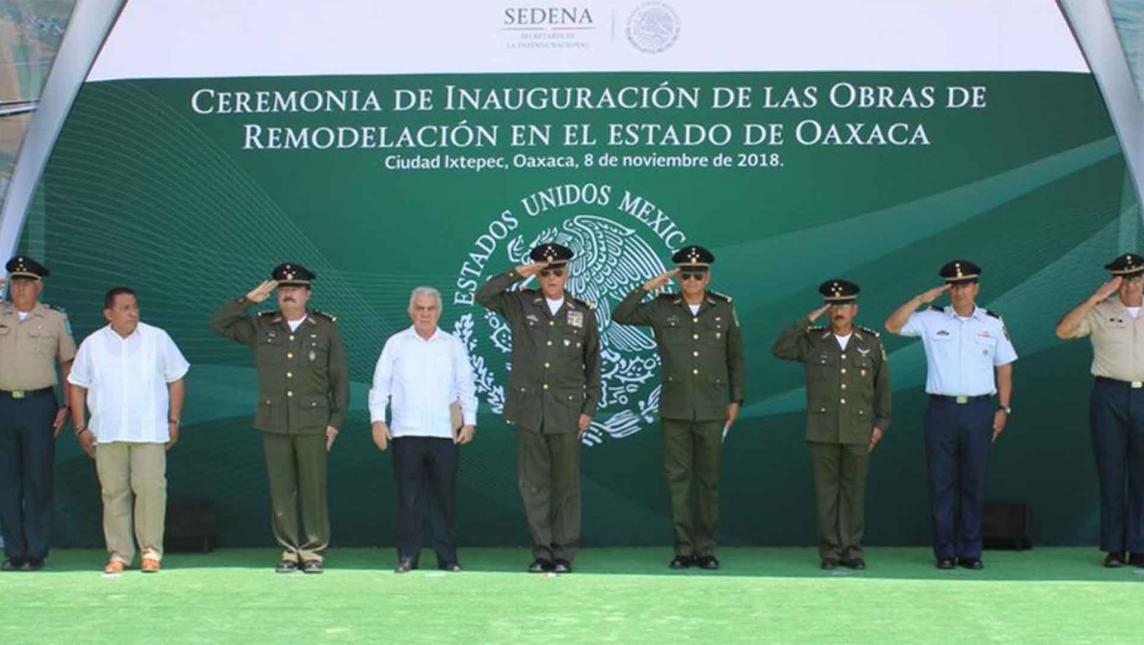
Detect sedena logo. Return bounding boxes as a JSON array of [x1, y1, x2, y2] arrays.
[[452, 183, 689, 446]]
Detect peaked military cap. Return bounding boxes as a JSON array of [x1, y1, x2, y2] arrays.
[[939, 259, 980, 284], [1105, 253, 1144, 277], [819, 279, 860, 303], [272, 262, 315, 287], [529, 243, 574, 268], [5, 255, 49, 281], [672, 245, 715, 269]]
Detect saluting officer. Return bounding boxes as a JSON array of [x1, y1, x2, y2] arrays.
[[1055, 253, 1144, 567], [884, 260, 1016, 570], [773, 279, 890, 570], [613, 245, 744, 570], [476, 243, 601, 574], [0, 256, 76, 572], [211, 263, 348, 574]]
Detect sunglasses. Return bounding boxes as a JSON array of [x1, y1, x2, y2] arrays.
[[539, 268, 565, 277], [680, 271, 706, 281]]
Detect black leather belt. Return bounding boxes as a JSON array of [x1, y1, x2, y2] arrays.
[[928, 394, 992, 404], [0, 387, 54, 400], [1095, 376, 1144, 389]]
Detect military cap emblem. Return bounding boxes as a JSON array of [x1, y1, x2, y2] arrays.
[[4, 255, 50, 281], [528, 242, 574, 267], [818, 278, 859, 303], [670, 245, 715, 268], [271, 262, 316, 287]]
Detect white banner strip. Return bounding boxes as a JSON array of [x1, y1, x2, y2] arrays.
[[88, 0, 1088, 81]]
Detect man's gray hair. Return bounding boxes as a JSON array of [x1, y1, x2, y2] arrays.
[[408, 286, 443, 312]]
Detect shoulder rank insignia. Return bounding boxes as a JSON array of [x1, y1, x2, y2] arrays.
[[984, 309, 1001, 320], [857, 325, 880, 338], [708, 290, 733, 303], [572, 297, 595, 311], [311, 309, 337, 323], [258, 310, 276, 317], [928, 305, 944, 312]]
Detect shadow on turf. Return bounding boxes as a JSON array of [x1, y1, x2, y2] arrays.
[[28, 547, 1144, 582]]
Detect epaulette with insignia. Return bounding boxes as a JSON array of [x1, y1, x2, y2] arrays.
[[984, 309, 1001, 319], [657, 292, 677, 300], [929, 305, 943, 312], [858, 325, 880, 338], [708, 290, 733, 303], [808, 326, 825, 332], [47, 304, 67, 314], [258, 310, 276, 317], [311, 309, 337, 323], [573, 297, 595, 310]]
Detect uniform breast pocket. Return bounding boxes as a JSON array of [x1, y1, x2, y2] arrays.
[[851, 356, 874, 378], [25, 327, 56, 354], [702, 319, 727, 346], [974, 335, 997, 363], [255, 334, 284, 365], [561, 329, 585, 354]]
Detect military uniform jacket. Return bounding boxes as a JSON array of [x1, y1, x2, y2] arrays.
[[613, 288, 744, 422], [211, 297, 349, 435], [772, 318, 891, 444], [0, 301, 76, 391], [476, 270, 601, 434]]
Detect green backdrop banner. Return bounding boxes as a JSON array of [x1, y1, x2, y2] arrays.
[[20, 8, 1137, 550]]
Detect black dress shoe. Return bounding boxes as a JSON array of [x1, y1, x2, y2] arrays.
[[552, 559, 573, 574], [1103, 552, 1126, 568], [301, 559, 324, 574], [695, 555, 720, 570], [395, 558, 416, 574], [21, 558, 44, 572], [820, 559, 839, 571], [841, 558, 866, 570], [936, 558, 955, 570], [958, 558, 984, 570], [275, 559, 298, 573], [1, 558, 23, 572], [438, 562, 462, 572], [1128, 553, 1144, 568], [527, 558, 554, 573], [669, 555, 693, 569]]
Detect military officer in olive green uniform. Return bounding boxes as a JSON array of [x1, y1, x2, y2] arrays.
[[772, 279, 891, 570], [476, 243, 601, 574], [0, 256, 76, 572], [211, 263, 348, 574], [613, 245, 744, 570]]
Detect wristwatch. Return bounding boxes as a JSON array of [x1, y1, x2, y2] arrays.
[[168, 418, 180, 425], [997, 405, 1012, 415]]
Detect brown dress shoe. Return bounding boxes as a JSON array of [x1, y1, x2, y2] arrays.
[[141, 558, 161, 573], [103, 560, 126, 575]]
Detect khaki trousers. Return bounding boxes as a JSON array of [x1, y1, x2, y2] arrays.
[[95, 442, 167, 564]]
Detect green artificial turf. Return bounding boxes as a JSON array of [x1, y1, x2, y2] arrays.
[[4, 547, 1142, 644]]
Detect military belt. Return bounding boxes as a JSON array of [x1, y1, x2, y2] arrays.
[[0, 387, 53, 400], [1095, 376, 1144, 390], [928, 394, 991, 405]]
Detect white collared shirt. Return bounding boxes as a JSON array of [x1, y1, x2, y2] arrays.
[[900, 305, 1017, 396], [546, 298, 564, 316], [368, 326, 478, 438], [68, 322, 190, 444], [835, 332, 852, 350]]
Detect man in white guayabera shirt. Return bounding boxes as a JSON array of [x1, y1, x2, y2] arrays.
[[369, 287, 477, 573], [68, 287, 189, 575]]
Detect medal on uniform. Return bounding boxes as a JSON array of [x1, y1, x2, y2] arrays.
[[567, 310, 584, 328], [564, 339, 571, 347]]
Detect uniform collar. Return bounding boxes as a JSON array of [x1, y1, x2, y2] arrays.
[[273, 312, 310, 326], [942, 305, 985, 321]]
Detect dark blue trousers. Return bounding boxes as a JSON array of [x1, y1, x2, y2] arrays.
[[391, 436, 459, 566], [0, 391, 58, 563], [1090, 378, 1144, 554], [924, 396, 993, 560]]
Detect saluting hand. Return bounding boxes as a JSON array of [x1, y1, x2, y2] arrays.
[[371, 421, 391, 451], [642, 268, 679, 292], [807, 303, 831, 323], [1092, 276, 1122, 302], [917, 284, 951, 305], [515, 262, 548, 278], [245, 280, 278, 303]]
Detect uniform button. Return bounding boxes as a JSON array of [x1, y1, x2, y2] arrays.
[[692, 334, 699, 340], [543, 384, 549, 390], [544, 362, 550, 369], [287, 372, 293, 379], [840, 398, 846, 404], [549, 321, 554, 326], [265, 399, 271, 405], [692, 368, 699, 375], [287, 391, 294, 398], [546, 340, 553, 347], [692, 317, 699, 323], [289, 335, 295, 341], [840, 368, 846, 374], [287, 352, 294, 359], [841, 354, 846, 359], [692, 351, 699, 357], [841, 383, 846, 390]]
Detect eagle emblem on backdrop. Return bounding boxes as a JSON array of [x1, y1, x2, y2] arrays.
[[455, 214, 672, 445]]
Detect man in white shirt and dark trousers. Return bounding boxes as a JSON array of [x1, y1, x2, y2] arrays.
[[885, 260, 1016, 571], [67, 287, 189, 574], [369, 287, 477, 573]]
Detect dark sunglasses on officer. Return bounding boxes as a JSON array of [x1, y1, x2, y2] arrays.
[[679, 269, 708, 281], [539, 267, 565, 278]]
